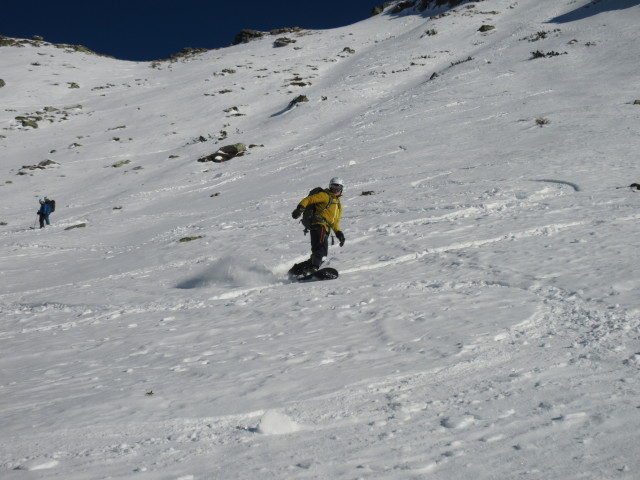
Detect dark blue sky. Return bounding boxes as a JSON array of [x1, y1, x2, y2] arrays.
[[2, 0, 381, 61]]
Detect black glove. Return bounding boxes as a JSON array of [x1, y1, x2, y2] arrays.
[[291, 206, 304, 219], [336, 231, 345, 247]]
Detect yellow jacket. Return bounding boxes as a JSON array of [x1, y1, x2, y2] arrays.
[[298, 189, 343, 233]]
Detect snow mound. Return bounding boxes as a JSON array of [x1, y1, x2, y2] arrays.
[[15, 459, 60, 471], [257, 411, 301, 435]]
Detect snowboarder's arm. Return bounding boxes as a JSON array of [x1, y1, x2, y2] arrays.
[[299, 191, 329, 209]]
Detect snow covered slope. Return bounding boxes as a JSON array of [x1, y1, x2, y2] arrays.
[[1, 0, 640, 478]]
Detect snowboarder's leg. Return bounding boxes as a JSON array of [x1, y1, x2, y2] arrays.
[[289, 225, 330, 279], [39, 214, 45, 228], [45, 214, 50, 225], [310, 225, 329, 269]]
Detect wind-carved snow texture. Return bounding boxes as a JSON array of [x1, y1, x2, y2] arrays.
[[1, 0, 640, 479]]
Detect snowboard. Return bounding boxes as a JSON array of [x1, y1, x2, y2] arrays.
[[292, 267, 339, 282]]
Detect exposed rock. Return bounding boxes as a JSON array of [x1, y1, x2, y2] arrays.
[[232, 27, 303, 46], [392, 1, 417, 14], [274, 37, 297, 48], [371, 2, 395, 15], [0, 79, 5, 88], [269, 27, 303, 36], [0, 35, 109, 57], [288, 95, 309, 109], [233, 29, 265, 45], [372, 0, 468, 16], [198, 143, 247, 163], [478, 25, 496, 32], [16, 116, 40, 128], [38, 159, 58, 167], [19, 159, 60, 173], [418, 0, 468, 10], [167, 47, 209, 62]]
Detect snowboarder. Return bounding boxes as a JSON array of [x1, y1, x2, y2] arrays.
[[37, 197, 53, 228], [290, 177, 345, 278]]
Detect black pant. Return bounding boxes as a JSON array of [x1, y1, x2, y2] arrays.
[[309, 225, 329, 268]]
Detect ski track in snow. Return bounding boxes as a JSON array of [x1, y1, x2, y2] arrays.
[[2, 278, 637, 478]]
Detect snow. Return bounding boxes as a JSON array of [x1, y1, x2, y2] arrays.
[[1, 0, 640, 478]]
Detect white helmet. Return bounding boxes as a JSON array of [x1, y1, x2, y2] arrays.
[[329, 177, 344, 195], [329, 177, 344, 189]]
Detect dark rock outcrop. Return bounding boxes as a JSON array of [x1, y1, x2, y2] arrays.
[[198, 143, 247, 163]]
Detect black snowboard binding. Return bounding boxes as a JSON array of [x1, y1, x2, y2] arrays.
[[288, 260, 339, 281], [288, 259, 317, 280]]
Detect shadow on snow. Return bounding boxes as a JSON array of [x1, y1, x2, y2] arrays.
[[549, 0, 640, 23]]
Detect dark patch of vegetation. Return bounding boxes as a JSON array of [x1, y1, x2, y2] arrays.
[[65, 223, 87, 231], [531, 50, 567, 59], [451, 56, 473, 66], [522, 29, 561, 42], [179, 236, 203, 242]]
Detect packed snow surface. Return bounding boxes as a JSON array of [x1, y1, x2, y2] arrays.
[[1, 0, 640, 478]]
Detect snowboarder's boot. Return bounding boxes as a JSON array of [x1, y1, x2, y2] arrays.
[[288, 259, 317, 279]]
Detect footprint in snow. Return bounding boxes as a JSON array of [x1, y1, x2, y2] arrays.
[[440, 414, 476, 429]]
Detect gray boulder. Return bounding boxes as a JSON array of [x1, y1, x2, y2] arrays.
[[198, 143, 247, 163]]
